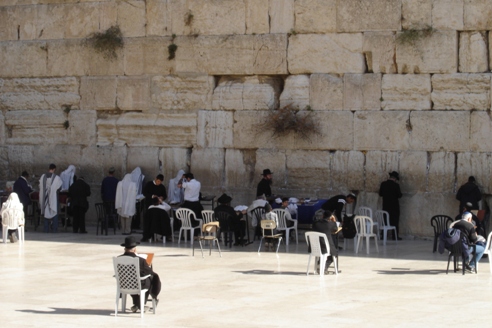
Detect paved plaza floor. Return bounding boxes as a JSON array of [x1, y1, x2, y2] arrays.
[[2, 226, 492, 327]]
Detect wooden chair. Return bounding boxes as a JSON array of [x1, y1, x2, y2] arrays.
[[257, 220, 283, 254], [193, 222, 222, 258]]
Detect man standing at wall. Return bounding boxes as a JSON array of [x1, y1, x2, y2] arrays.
[[456, 176, 482, 214], [179, 173, 203, 226], [68, 176, 91, 234], [379, 171, 402, 240], [13, 171, 33, 215], [256, 169, 273, 198], [39, 164, 63, 233]]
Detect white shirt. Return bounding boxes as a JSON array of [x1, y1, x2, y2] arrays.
[[182, 179, 201, 202]]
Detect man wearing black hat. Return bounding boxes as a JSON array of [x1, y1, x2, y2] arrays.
[[379, 171, 402, 240], [119, 236, 161, 313], [256, 169, 273, 197], [214, 194, 247, 246], [456, 176, 482, 215], [68, 176, 91, 233], [13, 171, 33, 215]]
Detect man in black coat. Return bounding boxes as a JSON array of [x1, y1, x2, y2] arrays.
[[119, 236, 161, 313], [256, 169, 273, 197], [311, 210, 340, 273], [456, 176, 482, 214], [143, 174, 167, 208], [214, 193, 246, 246], [13, 171, 33, 215], [68, 176, 91, 233], [453, 212, 486, 272], [321, 193, 356, 222], [379, 171, 402, 240]]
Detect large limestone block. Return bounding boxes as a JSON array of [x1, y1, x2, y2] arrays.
[[151, 74, 214, 110], [159, 148, 191, 187], [127, 147, 161, 182], [464, 0, 492, 30], [365, 151, 400, 192], [212, 76, 282, 111], [124, 37, 175, 75], [0, 146, 7, 181], [489, 33, 492, 71], [344, 74, 381, 110], [0, 7, 18, 41], [331, 151, 365, 192], [470, 111, 492, 152], [176, 34, 288, 75], [409, 111, 469, 151], [402, 0, 432, 29], [225, 149, 257, 189], [294, 0, 336, 33], [279, 75, 310, 109], [0, 41, 48, 78], [146, 0, 171, 36], [79, 146, 128, 181], [431, 74, 491, 110], [337, 0, 401, 32], [6, 145, 35, 178], [32, 145, 83, 176], [197, 110, 234, 148], [286, 150, 331, 190], [432, 0, 464, 30], [117, 0, 146, 38], [398, 151, 427, 193], [68, 110, 96, 146], [255, 148, 287, 189], [269, 0, 294, 33], [396, 30, 458, 74], [459, 32, 488, 73], [80, 77, 117, 110], [116, 76, 150, 111], [0, 77, 79, 110], [382, 74, 431, 110], [190, 148, 225, 189], [96, 112, 197, 147], [428, 151, 456, 193], [4, 110, 67, 144], [288, 34, 365, 74], [309, 74, 343, 110], [0, 111, 4, 144], [457, 152, 492, 195], [245, 0, 269, 34], [363, 32, 397, 74], [354, 111, 410, 151]]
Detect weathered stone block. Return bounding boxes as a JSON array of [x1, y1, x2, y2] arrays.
[[432, 0, 464, 30], [464, 0, 492, 30], [0, 111, 4, 145], [255, 148, 287, 189], [457, 152, 492, 195], [354, 112, 410, 151], [0, 77, 79, 110], [80, 77, 117, 110], [124, 37, 175, 75], [0, 41, 48, 78], [337, 0, 401, 32], [399, 151, 427, 193], [331, 151, 365, 192], [286, 150, 331, 190], [79, 146, 128, 183], [488, 33, 492, 71], [245, 0, 269, 34], [431, 74, 491, 110], [269, 0, 294, 33], [151, 74, 214, 110], [212, 76, 282, 111], [310, 74, 343, 110], [6, 145, 35, 179], [288, 34, 365, 74], [396, 30, 458, 74], [146, 0, 171, 36], [402, 0, 432, 29], [96, 112, 197, 147], [382, 74, 431, 110], [0, 7, 17, 41], [0, 146, 8, 181], [32, 145, 83, 176], [225, 149, 257, 189], [190, 148, 225, 189], [159, 148, 191, 187], [176, 34, 288, 75], [116, 76, 150, 111], [127, 147, 161, 183], [197, 110, 234, 148], [363, 32, 397, 74], [470, 111, 492, 152], [294, 0, 337, 33], [459, 32, 488, 73], [428, 151, 456, 193], [4, 110, 67, 144], [279, 75, 310, 110], [409, 111, 469, 151], [117, 0, 146, 38], [365, 151, 400, 192], [68, 110, 96, 146], [343, 74, 381, 110]]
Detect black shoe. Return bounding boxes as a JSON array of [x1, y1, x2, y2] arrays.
[[80, 231, 88, 234], [397, 237, 402, 241], [122, 232, 131, 235]]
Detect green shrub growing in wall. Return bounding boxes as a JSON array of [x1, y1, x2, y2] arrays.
[[397, 26, 434, 45], [260, 105, 320, 141], [86, 25, 124, 60]]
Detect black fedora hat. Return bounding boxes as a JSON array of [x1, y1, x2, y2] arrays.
[[261, 169, 273, 176], [120, 236, 140, 248], [389, 171, 400, 181], [217, 193, 233, 204]]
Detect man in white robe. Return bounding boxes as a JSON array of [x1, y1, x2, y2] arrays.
[[60, 165, 76, 191], [39, 163, 63, 233], [115, 174, 137, 235], [167, 169, 185, 205]]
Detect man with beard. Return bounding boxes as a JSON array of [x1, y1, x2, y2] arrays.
[[379, 171, 402, 240], [256, 169, 273, 198]]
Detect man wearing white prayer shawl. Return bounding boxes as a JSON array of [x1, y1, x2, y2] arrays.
[[0, 192, 25, 242], [115, 173, 137, 235], [60, 165, 76, 191], [130, 167, 144, 196], [39, 163, 63, 233], [167, 169, 185, 204]]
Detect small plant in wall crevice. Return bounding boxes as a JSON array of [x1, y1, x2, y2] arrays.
[[397, 26, 434, 45], [86, 25, 124, 60], [168, 34, 178, 60]]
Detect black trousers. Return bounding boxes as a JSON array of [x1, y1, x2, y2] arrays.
[[130, 273, 161, 307], [72, 205, 87, 233]]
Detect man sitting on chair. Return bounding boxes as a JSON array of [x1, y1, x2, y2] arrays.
[[119, 236, 161, 313], [311, 210, 340, 274], [214, 193, 246, 246]]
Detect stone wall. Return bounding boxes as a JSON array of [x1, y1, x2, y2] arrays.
[[1, 0, 492, 237]]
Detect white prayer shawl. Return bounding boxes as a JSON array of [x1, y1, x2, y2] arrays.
[[115, 174, 137, 218], [60, 165, 76, 191], [130, 167, 144, 196], [167, 169, 185, 204], [0, 192, 25, 226], [266, 211, 278, 226], [148, 201, 171, 213], [39, 173, 62, 219]]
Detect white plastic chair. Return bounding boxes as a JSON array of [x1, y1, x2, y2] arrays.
[[1, 208, 25, 244], [273, 208, 298, 245], [375, 210, 397, 246], [484, 232, 492, 273], [201, 210, 215, 224], [354, 216, 379, 254], [357, 206, 379, 239], [305, 231, 338, 276], [175, 208, 203, 245], [113, 256, 157, 318]]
